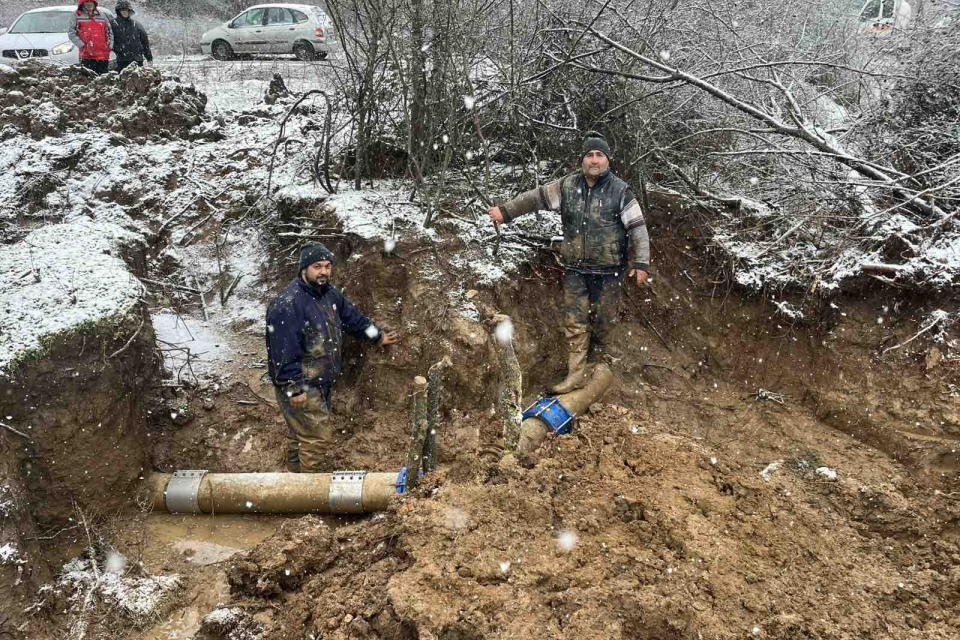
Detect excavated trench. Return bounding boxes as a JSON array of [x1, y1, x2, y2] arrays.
[[3, 193, 958, 639], [0, 59, 958, 635]]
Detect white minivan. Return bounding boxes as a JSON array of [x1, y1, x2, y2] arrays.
[[200, 3, 332, 61]]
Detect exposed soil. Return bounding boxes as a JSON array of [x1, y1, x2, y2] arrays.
[[2, 64, 959, 640], [93, 194, 960, 640]]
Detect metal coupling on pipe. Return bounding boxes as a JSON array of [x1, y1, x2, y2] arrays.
[[329, 470, 366, 514], [164, 469, 208, 514]]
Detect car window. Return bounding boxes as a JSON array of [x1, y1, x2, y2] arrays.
[[232, 8, 265, 28], [266, 8, 294, 25], [9, 11, 74, 34], [291, 9, 309, 23]]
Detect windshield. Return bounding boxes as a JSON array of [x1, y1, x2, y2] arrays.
[[9, 11, 74, 34], [859, 0, 896, 21]]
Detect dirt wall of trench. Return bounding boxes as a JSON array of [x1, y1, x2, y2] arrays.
[[0, 308, 160, 557]]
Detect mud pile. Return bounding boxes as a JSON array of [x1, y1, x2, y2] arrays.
[[0, 61, 206, 141]]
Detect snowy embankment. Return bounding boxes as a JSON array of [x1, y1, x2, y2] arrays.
[[0, 222, 144, 376]]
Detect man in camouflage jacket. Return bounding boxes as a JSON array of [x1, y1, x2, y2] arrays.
[[488, 131, 650, 393]]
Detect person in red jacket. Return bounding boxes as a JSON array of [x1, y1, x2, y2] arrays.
[[68, 0, 114, 75]]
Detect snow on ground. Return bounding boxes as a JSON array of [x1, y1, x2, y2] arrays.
[[152, 312, 234, 380], [0, 221, 145, 377], [157, 57, 332, 113], [57, 556, 181, 621]]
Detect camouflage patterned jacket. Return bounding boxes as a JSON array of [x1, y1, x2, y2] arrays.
[[500, 170, 650, 273]]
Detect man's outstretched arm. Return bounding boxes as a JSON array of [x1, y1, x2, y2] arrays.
[[488, 180, 562, 225]]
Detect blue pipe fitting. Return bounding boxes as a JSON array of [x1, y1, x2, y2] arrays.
[[396, 467, 424, 494], [522, 396, 576, 435]]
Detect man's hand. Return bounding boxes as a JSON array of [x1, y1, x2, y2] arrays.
[[290, 392, 308, 407], [628, 268, 649, 286], [488, 206, 504, 225], [379, 323, 400, 346]]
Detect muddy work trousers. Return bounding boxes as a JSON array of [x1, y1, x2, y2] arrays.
[[562, 270, 626, 355], [275, 385, 334, 473]]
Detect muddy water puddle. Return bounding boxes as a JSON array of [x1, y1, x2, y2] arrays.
[[138, 514, 295, 639], [146, 513, 298, 566]]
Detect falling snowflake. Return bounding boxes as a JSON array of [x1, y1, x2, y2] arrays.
[[444, 507, 470, 530], [463, 95, 476, 110], [466, 150, 474, 160], [659, 50, 670, 61], [557, 530, 577, 552], [267, 324, 275, 334], [442, 134, 449, 144], [494, 318, 514, 345], [105, 550, 126, 574], [365, 325, 380, 339], [499, 561, 511, 574], [245, 501, 253, 508], [749, 176, 759, 185], [384, 239, 396, 254]]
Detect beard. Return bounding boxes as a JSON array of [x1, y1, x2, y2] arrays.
[[302, 271, 330, 289]]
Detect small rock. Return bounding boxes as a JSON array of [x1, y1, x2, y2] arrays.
[[202, 398, 215, 411], [589, 402, 602, 415], [343, 614, 353, 625]]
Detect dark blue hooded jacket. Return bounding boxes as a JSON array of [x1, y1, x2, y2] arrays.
[[266, 277, 380, 390]]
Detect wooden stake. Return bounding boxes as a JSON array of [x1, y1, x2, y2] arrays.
[[492, 315, 522, 450], [404, 376, 429, 490], [424, 357, 452, 473]]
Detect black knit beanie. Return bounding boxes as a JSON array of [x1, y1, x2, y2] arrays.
[[299, 242, 335, 272], [581, 131, 612, 159]]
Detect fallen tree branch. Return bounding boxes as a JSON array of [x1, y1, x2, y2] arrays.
[[108, 314, 146, 359], [0, 421, 31, 439]]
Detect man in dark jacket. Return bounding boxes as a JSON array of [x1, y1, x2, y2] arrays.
[[111, 1, 153, 71], [266, 243, 398, 472], [488, 131, 650, 393]]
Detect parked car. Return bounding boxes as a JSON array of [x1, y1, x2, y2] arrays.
[[856, 0, 912, 35], [0, 5, 116, 67], [200, 3, 332, 61]]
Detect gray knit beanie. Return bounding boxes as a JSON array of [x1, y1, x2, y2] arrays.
[[581, 131, 611, 159]]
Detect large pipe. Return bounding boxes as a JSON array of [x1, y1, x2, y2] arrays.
[[517, 364, 614, 454], [146, 470, 403, 515]]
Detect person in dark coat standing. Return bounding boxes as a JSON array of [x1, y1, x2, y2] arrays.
[[488, 131, 651, 394], [266, 243, 399, 473], [68, 0, 114, 75], [111, 0, 153, 71]]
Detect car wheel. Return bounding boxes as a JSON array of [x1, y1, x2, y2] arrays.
[[293, 42, 315, 61], [212, 40, 234, 61]]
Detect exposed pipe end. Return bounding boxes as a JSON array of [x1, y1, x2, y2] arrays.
[[517, 364, 615, 454]]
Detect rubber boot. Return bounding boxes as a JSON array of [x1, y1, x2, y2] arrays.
[[551, 333, 589, 394]]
